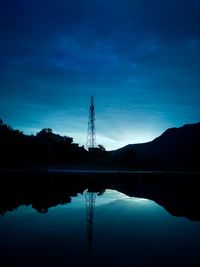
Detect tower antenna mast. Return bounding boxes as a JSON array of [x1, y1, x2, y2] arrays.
[[86, 96, 96, 148]]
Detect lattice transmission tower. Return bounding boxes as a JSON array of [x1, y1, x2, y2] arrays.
[[86, 96, 96, 149], [85, 97, 97, 252]]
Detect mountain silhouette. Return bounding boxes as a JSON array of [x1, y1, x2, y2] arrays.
[[112, 122, 200, 170], [1, 118, 200, 170]]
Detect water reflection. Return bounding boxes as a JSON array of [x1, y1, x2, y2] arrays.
[[1, 171, 200, 266], [1, 189, 200, 267], [84, 190, 151, 255], [1, 171, 200, 221], [85, 191, 96, 254]]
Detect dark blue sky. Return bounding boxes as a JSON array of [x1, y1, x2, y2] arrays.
[[0, 0, 200, 149]]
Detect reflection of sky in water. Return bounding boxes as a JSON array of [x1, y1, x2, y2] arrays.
[[1, 190, 200, 266], [0, 190, 154, 217], [65, 189, 151, 209]]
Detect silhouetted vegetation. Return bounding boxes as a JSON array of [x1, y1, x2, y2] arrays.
[[0, 170, 200, 221], [1, 119, 200, 170], [0, 119, 89, 168], [1, 120, 200, 221]]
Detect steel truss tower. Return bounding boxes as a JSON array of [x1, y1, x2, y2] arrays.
[[86, 96, 96, 148], [85, 191, 96, 254]]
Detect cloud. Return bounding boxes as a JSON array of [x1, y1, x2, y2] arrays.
[[1, 1, 200, 149]]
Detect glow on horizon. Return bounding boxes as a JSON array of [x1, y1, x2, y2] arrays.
[[75, 190, 151, 207], [3, 97, 199, 150], [3, 100, 197, 151], [5, 102, 170, 150], [18, 124, 164, 151]]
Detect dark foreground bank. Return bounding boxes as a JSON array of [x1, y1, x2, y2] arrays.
[[1, 169, 200, 221]]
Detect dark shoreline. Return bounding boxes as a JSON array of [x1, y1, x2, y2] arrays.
[[1, 169, 200, 221]]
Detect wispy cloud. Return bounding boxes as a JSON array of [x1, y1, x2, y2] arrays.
[[1, 1, 200, 149]]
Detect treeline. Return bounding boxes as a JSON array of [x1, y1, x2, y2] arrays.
[[0, 119, 89, 168], [1, 119, 199, 171]]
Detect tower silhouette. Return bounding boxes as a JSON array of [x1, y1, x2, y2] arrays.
[[85, 97, 98, 253], [86, 96, 96, 149]]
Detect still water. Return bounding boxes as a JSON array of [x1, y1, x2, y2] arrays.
[[0, 189, 200, 267]]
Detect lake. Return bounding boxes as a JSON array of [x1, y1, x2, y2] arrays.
[[1, 188, 200, 267]]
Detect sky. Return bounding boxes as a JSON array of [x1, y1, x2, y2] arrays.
[[0, 0, 200, 150]]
